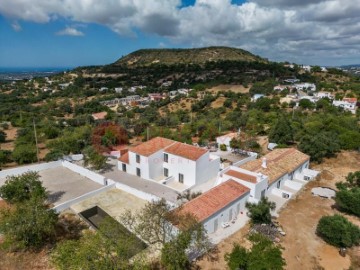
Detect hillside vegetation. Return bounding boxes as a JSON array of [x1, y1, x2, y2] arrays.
[[113, 46, 266, 67]]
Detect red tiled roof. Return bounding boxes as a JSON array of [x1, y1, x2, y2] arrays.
[[343, 98, 357, 103], [177, 180, 250, 222], [119, 152, 129, 164], [225, 170, 257, 183], [131, 137, 176, 157], [240, 148, 309, 184], [164, 142, 208, 161], [91, 111, 107, 120]]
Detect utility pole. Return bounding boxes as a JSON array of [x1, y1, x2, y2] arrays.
[[33, 119, 40, 163]]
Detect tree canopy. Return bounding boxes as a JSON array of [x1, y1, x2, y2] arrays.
[[0, 171, 47, 204], [225, 233, 285, 270], [316, 214, 360, 248], [246, 197, 276, 224]]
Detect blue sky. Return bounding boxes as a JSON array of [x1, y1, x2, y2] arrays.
[[0, 0, 359, 67]]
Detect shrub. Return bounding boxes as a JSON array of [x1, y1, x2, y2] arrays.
[[220, 144, 227, 151], [0, 172, 47, 204], [335, 188, 360, 217], [246, 197, 276, 224], [316, 215, 360, 248], [225, 233, 285, 270]]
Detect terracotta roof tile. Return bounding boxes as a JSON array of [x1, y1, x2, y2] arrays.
[[131, 137, 176, 157], [240, 148, 309, 184], [177, 180, 250, 222], [225, 170, 257, 183], [119, 152, 129, 164], [91, 111, 108, 120], [164, 142, 208, 161]]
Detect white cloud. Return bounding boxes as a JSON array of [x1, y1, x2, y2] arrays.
[[1, 0, 360, 65], [56, 27, 84, 36], [11, 21, 22, 32]]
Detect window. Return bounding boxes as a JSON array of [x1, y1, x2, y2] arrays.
[[164, 153, 168, 163], [136, 154, 140, 163], [178, 173, 184, 183], [122, 163, 127, 172], [164, 168, 169, 177], [277, 180, 281, 189], [136, 168, 141, 177]]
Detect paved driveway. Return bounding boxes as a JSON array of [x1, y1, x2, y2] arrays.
[[101, 161, 179, 203]]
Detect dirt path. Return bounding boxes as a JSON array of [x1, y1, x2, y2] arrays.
[[207, 84, 251, 94], [196, 151, 360, 270]]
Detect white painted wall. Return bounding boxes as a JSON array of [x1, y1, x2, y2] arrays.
[[0, 161, 62, 179], [164, 153, 196, 187], [195, 153, 220, 186], [203, 193, 250, 233], [62, 161, 105, 185]]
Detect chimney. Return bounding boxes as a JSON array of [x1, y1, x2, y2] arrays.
[[261, 158, 267, 169]]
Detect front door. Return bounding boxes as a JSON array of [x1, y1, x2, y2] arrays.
[[229, 209, 233, 221], [214, 219, 218, 232]]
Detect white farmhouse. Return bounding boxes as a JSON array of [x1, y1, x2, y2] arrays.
[[118, 137, 220, 188], [239, 148, 318, 199], [176, 180, 250, 233]]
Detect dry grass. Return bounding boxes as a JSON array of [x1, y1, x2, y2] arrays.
[[207, 84, 251, 94], [196, 151, 360, 270]]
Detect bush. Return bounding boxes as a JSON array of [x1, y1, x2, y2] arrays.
[[0, 172, 47, 204], [220, 144, 227, 151], [316, 215, 360, 248], [225, 233, 285, 270], [0, 199, 58, 250], [335, 188, 360, 217], [0, 130, 6, 142], [246, 197, 276, 224], [12, 144, 37, 164]]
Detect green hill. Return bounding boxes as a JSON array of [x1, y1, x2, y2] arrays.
[[113, 46, 266, 67]]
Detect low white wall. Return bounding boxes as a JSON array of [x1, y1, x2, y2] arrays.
[[112, 180, 161, 203], [62, 161, 105, 185], [272, 188, 293, 198], [232, 153, 257, 167], [0, 161, 62, 179], [284, 180, 303, 191], [52, 184, 115, 213]]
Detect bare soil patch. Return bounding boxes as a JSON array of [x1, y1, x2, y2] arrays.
[[278, 151, 360, 270], [196, 151, 360, 270], [207, 84, 251, 94]]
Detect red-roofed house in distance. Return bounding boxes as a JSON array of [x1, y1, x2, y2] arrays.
[[118, 137, 220, 191], [91, 111, 108, 121]]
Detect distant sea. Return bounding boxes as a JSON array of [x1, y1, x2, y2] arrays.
[[0, 67, 72, 81]]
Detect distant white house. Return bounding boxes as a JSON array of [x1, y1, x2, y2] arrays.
[[293, 83, 316, 92], [99, 87, 108, 92], [216, 132, 239, 150], [118, 137, 220, 189], [333, 98, 357, 114], [115, 87, 123, 94], [301, 65, 312, 72], [59, 83, 71, 89], [251, 94, 265, 102], [314, 92, 334, 99]]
